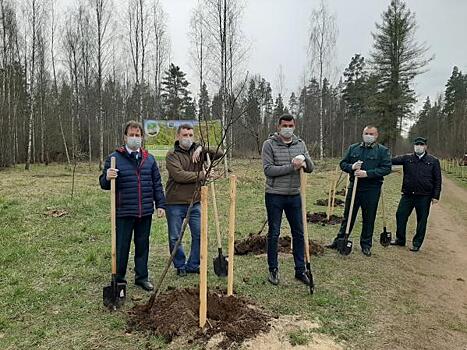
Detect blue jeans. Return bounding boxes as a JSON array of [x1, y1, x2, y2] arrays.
[[265, 193, 305, 274], [116, 215, 152, 283], [166, 203, 201, 271]]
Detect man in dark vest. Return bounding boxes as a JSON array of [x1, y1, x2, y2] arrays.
[[262, 114, 314, 286], [100, 120, 166, 291], [391, 137, 442, 251]]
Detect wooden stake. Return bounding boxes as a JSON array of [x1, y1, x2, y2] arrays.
[[329, 166, 340, 219], [227, 175, 237, 296], [326, 170, 334, 221], [199, 186, 208, 328], [344, 173, 350, 198]]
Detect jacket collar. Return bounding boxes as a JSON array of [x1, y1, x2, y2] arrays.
[[359, 141, 377, 149], [116, 146, 149, 160]]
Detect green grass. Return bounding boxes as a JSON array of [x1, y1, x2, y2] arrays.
[[0, 159, 418, 349]]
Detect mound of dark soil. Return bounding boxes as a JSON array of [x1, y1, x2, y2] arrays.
[[128, 288, 271, 348], [234, 235, 324, 256], [307, 211, 343, 225]]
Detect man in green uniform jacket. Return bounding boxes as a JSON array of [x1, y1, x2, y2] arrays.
[[326, 126, 392, 256]]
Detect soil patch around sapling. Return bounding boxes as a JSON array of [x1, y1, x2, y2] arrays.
[[234, 235, 324, 256], [127, 287, 271, 348], [307, 212, 343, 225]]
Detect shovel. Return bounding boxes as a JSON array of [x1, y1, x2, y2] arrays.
[[211, 181, 228, 277], [300, 168, 314, 294], [337, 176, 359, 256], [205, 154, 228, 277], [103, 157, 126, 310], [379, 186, 392, 246]]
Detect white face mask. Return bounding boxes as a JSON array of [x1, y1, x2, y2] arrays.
[[414, 145, 425, 155], [179, 138, 193, 150], [363, 134, 376, 144], [279, 127, 294, 139], [126, 136, 142, 150]]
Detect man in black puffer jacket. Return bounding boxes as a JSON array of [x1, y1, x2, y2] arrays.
[[99, 120, 166, 291], [391, 137, 442, 252]]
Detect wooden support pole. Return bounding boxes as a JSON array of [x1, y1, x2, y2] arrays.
[[329, 166, 340, 218], [227, 175, 237, 296], [199, 186, 208, 328]]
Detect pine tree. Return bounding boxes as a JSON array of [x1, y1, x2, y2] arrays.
[[273, 94, 285, 120], [161, 63, 193, 119], [288, 92, 298, 116], [198, 82, 211, 120], [370, 0, 432, 148]]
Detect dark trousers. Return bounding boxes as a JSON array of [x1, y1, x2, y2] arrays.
[[335, 186, 381, 249], [395, 194, 432, 248], [116, 215, 152, 283], [265, 193, 305, 274]]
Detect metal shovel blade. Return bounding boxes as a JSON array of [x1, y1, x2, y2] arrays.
[[337, 237, 353, 256], [380, 227, 392, 247], [103, 277, 126, 310], [306, 262, 314, 294], [213, 248, 228, 277]]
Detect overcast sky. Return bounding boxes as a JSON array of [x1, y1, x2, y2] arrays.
[[58, 0, 467, 111], [157, 0, 466, 110]]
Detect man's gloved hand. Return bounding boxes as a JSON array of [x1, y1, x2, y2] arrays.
[[352, 160, 363, 170], [292, 154, 306, 169], [106, 168, 119, 181], [354, 169, 368, 178], [192, 146, 203, 163]]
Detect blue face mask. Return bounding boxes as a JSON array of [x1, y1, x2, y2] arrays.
[[126, 136, 142, 150], [414, 145, 425, 155], [280, 127, 294, 139], [363, 134, 376, 144]]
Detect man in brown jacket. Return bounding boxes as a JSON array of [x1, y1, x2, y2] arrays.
[[165, 123, 223, 276]]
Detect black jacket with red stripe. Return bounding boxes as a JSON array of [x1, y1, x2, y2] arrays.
[[99, 147, 166, 217]]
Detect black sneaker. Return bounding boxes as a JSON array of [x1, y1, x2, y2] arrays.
[[295, 272, 311, 286], [177, 268, 187, 277], [325, 240, 338, 249], [409, 246, 420, 252], [268, 269, 279, 285]]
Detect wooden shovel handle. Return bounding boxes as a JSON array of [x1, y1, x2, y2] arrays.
[[210, 182, 222, 249], [110, 157, 117, 275], [206, 153, 222, 249], [345, 176, 358, 236], [300, 169, 310, 262]]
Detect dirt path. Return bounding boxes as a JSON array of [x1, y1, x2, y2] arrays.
[[375, 176, 467, 350]]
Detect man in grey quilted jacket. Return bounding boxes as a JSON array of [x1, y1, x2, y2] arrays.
[[261, 114, 314, 286]]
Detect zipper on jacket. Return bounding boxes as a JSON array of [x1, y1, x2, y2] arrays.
[[136, 156, 147, 218]]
